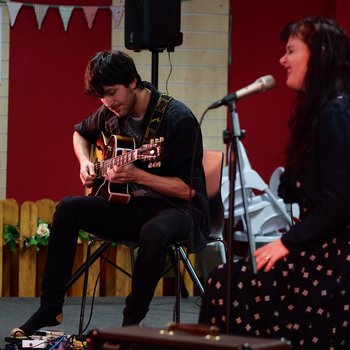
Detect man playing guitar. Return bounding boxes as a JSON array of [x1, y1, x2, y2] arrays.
[[11, 50, 209, 336]]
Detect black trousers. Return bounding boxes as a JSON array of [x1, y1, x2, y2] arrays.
[[40, 195, 191, 324]]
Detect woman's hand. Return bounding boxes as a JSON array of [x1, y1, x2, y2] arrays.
[[254, 238, 290, 272]]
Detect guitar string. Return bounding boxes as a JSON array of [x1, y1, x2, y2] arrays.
[[94, 150, 137, 172], [93, 143, 161, 174]]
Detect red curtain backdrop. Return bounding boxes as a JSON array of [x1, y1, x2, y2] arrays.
[[7, 0, 111, 203], [229, 0, 341, 181]]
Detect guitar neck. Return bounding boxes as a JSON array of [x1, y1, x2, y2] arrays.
[[92, 134, 163, 180], [97, 149, 139, 176]]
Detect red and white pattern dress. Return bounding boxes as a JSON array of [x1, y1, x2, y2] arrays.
[[199, 228, 350, 349]]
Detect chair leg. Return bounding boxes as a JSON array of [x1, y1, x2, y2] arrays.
[[129, 244, 136, 272], [200, 238, 227, 281], [172, 245, 206, 323], [173, 246, 181, 323], [66, 242, 110, 290], [78, 239, 93, 339], [168, 247, 189, 298], [178, 247, 204, 296]]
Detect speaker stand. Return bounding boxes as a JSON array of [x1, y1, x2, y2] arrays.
[[151, 49, 162, 89]]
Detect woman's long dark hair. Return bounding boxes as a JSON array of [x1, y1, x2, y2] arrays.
[[281, 17, 350, 173]]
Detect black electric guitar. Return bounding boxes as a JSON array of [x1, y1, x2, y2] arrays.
[[88, 132, 164, 204]]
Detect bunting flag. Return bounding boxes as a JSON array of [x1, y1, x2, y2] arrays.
[[82, 5, 98, 30], [58, 5, 74, 31], [6, 1, 23, 26], [34, 4, 49, 30], [110, 6, 124, 27], [1, 2, 124, 31]]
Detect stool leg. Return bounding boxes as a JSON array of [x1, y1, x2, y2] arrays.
[[168, 247, 189, 298], [78, 240, 93, 338], [178, 247, 204, 296], [174, 246, 181, 323]]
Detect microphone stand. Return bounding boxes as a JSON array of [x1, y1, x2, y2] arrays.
[[224, 99, 257, 334]]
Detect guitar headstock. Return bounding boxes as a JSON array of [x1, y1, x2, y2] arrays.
[[138, 137, 164, 168]]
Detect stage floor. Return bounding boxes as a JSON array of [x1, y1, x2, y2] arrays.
[[0, 296, 201, 349]]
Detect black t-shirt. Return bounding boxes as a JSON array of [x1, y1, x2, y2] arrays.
[[74, 82, 210, 252]]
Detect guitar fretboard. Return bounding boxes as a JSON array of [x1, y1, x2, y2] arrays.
[[96, 149, 138, 176]]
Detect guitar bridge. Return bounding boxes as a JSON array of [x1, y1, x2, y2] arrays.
[[148, 161, 161, 168]]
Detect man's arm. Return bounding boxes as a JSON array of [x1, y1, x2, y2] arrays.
[[73, 131, 96, 187], [105, 163, 196, 201]]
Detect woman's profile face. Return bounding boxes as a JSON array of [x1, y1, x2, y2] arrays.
[[279, 35, 311, 90]]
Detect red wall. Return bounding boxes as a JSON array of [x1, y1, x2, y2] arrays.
[[334, 0, 350, 32], [229, 0, 340, 181], [7, 0, 111, 203], [7, 0, 350, 202]]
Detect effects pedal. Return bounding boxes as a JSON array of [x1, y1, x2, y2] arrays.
[[22, 339, 47, 349]]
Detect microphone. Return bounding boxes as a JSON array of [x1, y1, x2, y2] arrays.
[[208, 75, 276, 109]]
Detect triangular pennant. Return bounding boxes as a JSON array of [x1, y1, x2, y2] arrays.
[[34, 4, 49, 30], [6, 1, 23, 26], [82, 6, 98, 30], [110, 6, 124, 27], [58, 6, 74, 31]]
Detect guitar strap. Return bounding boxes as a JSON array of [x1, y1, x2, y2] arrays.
[[142, 93, 172, 144]]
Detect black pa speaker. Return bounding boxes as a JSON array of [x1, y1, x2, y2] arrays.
[[124, 0, 183, 51]]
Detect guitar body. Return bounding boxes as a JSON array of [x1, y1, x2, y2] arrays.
[[88, 132, 164, 204], [89, 133, 136, 204]]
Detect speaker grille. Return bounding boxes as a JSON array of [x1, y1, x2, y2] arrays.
[[125, 0, 183, 51]]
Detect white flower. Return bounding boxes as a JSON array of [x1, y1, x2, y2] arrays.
[[36, 223, 50, 237]]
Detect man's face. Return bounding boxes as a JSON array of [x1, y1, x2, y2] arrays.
[[100, 79, 137, 118]]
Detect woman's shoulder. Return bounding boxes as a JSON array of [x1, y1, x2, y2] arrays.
[[319, 94, 350, 140], [321, 94, 350, 119], [324, 94, 350, 109]]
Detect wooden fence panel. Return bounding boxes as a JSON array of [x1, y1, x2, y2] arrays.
[[67, 243, 84, 297], [35, 199, 57, 295], [1, 198, 189, 298], [67, 240, 104, 298], [115, 244, 133, 296], [84, 241, 101, 297], [1, 198, 19, 225], [19, 201, 38, 297], [35, 199, 57, 222], [1, 199, 19, 297], [101, 246, 117, 296]]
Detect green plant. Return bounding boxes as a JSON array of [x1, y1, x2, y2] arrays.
[[23, 218, 51, 251], [3, 218, 90, 252], [3, 224, 20, 252]]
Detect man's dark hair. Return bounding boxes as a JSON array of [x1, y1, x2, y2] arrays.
[[84, 50, 144, 97]]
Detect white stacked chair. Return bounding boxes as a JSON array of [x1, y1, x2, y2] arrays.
[[221, 141, 293, 247]]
